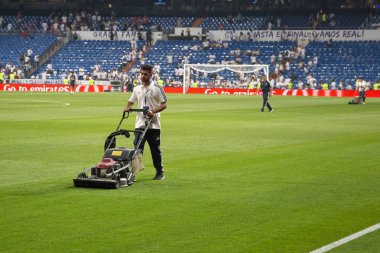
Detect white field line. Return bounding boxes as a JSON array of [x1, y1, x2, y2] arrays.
[[309, 223, 380, 253], [0, 100, 71, 107]]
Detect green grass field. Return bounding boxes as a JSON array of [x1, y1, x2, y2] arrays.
[[0, 92, 379, 253]]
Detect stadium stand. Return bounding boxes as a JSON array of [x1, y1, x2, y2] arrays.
[[0, 1, 379, 89], [304, 41, 380, 86], [276, 13, 367, 30], [33, 39, 146, 79], [0, 15, 51, 33], [137, 40, 296, 83], [0, 34, 57, 78], [0, 14, 194, 34], [126, 36, 380, 89], [0, 34, 56, 63], [200, 16, 267, 30]]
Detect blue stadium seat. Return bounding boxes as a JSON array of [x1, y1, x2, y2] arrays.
[[0, 34, 57, 66], [34, 40, 143, 79]]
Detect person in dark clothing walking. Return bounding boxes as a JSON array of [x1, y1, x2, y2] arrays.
[[260, 75, 273, 112], [69, 71, 77, 95]]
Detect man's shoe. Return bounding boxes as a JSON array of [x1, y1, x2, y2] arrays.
[[260, 110, 264, 112], [269, 109, 274, 113], [153, 172, 165, 180]]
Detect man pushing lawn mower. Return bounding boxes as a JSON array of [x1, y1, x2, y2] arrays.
[[73, 64, 167, 189], [348, 77, 367, 105], [124, 64, 167, 181]]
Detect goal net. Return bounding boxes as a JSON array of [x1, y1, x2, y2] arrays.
[[183, 64, 269, 94]]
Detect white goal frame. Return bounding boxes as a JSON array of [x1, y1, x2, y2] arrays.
[[183, 64, 269, 94]]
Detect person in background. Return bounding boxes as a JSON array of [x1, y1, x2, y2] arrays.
[[373, 80, 379, 90], [69, 71, 77, 95], [0, 68, 4, 84], [89, 76, 94, 85], [260, 75, 274, 113]]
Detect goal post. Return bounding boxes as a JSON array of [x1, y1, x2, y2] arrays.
[[183, 64, 269, 94]]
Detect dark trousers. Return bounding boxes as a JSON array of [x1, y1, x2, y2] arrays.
[[262, 92, 272, 111], [359, 90, 366, 103], [134, 129, 164, 174]]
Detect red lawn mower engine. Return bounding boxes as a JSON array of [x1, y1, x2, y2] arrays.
[[91, 148, 134, 178], [92, 158, 119, 177]]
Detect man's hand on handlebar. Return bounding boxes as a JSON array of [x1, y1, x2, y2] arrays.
[[145, 110, 154, 118]]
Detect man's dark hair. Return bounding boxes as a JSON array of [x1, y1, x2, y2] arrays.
[[141, 64, 153, 73]]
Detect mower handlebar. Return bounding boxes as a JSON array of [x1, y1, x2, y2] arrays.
[[123, 108, 149, 119], [129, 108, 149, 113]]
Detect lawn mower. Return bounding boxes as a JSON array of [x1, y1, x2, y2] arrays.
[[73, 109, 151, 189], [348, 96, 363, 104], [348, 89, 364, 104]]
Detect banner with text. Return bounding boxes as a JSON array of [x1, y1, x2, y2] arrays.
[[174, 27, 203, 37], [186, 88, 380, 97], [77, 31, 163, 41], [0, 84, 110, 92], [209, 29, 380, 42], [1, 84, 379, 97]]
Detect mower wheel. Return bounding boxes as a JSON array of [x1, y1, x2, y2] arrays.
[[113, 175, 120, 189], [78, 172, 87, 178]]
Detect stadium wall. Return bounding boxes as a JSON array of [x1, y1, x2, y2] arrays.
[[1, 84, 380, 97]]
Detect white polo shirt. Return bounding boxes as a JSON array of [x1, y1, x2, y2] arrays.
[[128, 81, 167, 129], [355, 80, 366, 91]]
